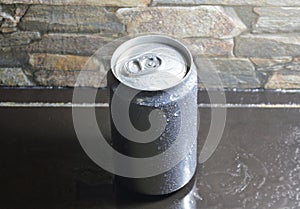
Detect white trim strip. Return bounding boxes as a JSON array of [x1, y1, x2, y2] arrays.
[[198, 103, 300, 108], [1, 102, 300, 108], [0, 102, 109, 107]]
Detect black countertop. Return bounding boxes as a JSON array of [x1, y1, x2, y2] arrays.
[[0, 89, 300, 208]]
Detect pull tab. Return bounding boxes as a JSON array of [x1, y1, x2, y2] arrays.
[[125, 54, 162, 75], [143, 55, 162, 69]]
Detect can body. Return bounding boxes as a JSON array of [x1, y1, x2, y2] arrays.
[[108, 35, 198, 195]]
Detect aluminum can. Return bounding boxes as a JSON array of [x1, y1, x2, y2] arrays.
[[108, 35, 197, 195]]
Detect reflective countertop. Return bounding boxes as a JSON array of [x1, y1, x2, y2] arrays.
[[0, 90, 300, 208]]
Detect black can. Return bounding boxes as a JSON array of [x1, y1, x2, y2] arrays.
[[108, 35, 198, 195]]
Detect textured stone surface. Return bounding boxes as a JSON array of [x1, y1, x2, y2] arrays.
[[257, 58, 300, 71], [254, 7, 300, 17], [0, 48, 29, 67], [117, 6, 246, 38], [0, 0, 150, 6], [152, 0, 300, 6], [0, 31, 41, 47], [29, 53, 93, 71], [0, 68, 33, 86], [294, 57, 300, 63], [236, 34, 300, 58], [233, 6, 258, 30], [34, 70, 106, 87], [265, 71, 300, 89], [0, 4, 28, 33], [254, 7, 300, 33], [182, 38, 234, 57], [250, 57, 293, 68], [195, 57, 260, 88], [30, 53, 108, 87], [1, 2, 300, 90], [19, 6, 124, 34], [28, 33, 115, 56]]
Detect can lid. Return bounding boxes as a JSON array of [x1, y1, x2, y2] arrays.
[[111, 35, 192, 91]]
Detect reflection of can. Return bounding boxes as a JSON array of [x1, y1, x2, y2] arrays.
[[108, 35, 197, 195]]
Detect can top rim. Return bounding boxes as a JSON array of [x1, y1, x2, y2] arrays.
[[111, 35, 194, 91]]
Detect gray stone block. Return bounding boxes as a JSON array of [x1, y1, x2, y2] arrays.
[[116, 6, 246, 38], [0, 4, 28, 33], [251, 57, 293, 68], [254, 7, 300, 33], [0, 68, 33, 86], [19, 5, 125, 34], [0, 0, 150, 7], [29, 53, 91, 71], [28, 33, 115, 56], [265, 71, 300, 89], [233, 6, 258, 31], [195, 57, 260, 88], [182, 38, 234, 57], [0, 31, 41, 47], [152, 0, 300, 6], [0, 48, 29, 67], [34, 70, 107, 88], [257, 58, 300, 72], [236, 34, 300, 58]]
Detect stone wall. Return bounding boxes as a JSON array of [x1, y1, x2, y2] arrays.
[[0, 0, 300, 89]]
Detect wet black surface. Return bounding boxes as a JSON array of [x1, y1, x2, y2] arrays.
[[1, 87, 300, 105], [0, 104, 300, 208]]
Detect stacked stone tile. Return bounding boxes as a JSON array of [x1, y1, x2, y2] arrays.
[[0, 0, 299, 89]]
